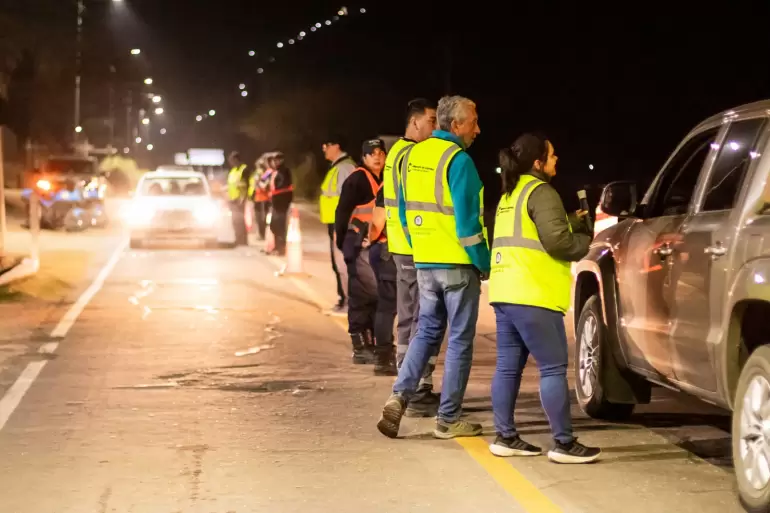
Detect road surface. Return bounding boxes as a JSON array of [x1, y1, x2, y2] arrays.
[[0, 207, 743, 513]]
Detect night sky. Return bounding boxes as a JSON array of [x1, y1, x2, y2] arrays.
[[12, 1, 770, 207]]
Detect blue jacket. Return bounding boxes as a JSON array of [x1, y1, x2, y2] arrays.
[[398, 130, 490, 273]]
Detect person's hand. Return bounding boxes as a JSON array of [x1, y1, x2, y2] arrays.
[[361, 236, 371, 248], [575, 209, 589, 219], [480, 271, 490, 281]]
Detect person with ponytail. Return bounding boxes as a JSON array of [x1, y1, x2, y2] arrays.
[[487, 133, 600, 464]]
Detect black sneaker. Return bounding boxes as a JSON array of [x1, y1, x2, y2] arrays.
[[376, 394, 406, 439], [489, 434, 542, 457], [547, 439, 601, 464], [405, 390, 439, 418]]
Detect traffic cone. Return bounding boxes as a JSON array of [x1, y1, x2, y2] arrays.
[[244, 201, 254, 233], [277, 206, 305, 276], [263, 210, 275, 254]]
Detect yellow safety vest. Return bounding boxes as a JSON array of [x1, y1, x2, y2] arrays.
[[488, 174, 572, 313], [227, 164, 247, 200], [319, 156, 355, 224], [403, 137, 485, 265], [382, 138, 415, 255]]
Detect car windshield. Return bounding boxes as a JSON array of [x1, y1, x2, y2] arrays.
[[141, 176, 207, 196], [42, 159, 94, 176]]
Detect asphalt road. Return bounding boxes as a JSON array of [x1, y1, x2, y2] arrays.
[[0, 207, 745, 513]]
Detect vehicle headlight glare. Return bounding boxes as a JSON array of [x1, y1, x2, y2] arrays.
[[194, 203, 217, 225]]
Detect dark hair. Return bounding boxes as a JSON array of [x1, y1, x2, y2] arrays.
[[499, 133, 550, 195], [405, 98, 437, 128]]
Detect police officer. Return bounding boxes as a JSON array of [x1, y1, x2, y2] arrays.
[[267, 152, 294, 256], [381, 98, 444, 416], [486, 133, 600, 463], [377, 95, 489, 440], [335, 139, 386, 364], [226, 151, 249, 245], [320, 136, 356, 316], [249, 153, 272, 240]]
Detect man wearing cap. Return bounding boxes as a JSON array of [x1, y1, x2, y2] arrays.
[[334, 138, 386, 365], [267, 152, 294, 255], [321, 136, 356, 316]]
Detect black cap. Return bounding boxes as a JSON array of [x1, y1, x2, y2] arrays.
[[361, 138, 386, 157], [324, 134, 347, 149]]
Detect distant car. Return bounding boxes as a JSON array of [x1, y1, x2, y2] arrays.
[[124, 169, 235, 249]]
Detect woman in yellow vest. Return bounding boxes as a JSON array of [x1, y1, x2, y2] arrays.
[[487, 133, 600, 464]]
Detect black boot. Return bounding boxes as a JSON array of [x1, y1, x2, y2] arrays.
[[351, 333, 375, 364], [374, 347, 398, 376]]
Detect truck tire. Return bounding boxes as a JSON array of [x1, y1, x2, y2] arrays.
[[575, 295, 635, 420], [733, 345, 770, 512]]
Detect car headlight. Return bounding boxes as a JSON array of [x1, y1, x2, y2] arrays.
[[123, 203, 155, 226], [193, 202, 218, 226]]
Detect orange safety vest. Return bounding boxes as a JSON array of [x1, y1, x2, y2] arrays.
[[269, 170, 294, 198], [348, 167, 380, 235]]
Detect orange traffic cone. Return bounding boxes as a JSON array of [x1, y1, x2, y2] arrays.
[[263, 210, 275, 254], [277, 206, 305, 276], [244, 201, 254, 233]]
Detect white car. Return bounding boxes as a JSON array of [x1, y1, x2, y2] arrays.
[[124, 169, 235, 249]]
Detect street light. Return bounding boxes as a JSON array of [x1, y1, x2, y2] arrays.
[[144, 77, 153, 85], [142, 118, 150, 125], [152, 95, 162, 103], [241, 91, 248, 97], [130, 48, 141, 55], [257, 68, 264, 74], [196, 115, 203, 122], [277, 42, 284, 48], [239, 83, 246, 90], [160, 128, 167, 135], [588, 164, 594, 170], [75, 126, 83, 133], [135, 136, 142, 143], [154, 107, 164, 115], [208, 109, 216, 116], [147, 144, 154, 151]]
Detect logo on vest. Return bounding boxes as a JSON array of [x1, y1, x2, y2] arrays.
[[414, 215, 423, 226], [387, 210, 391, 219], [495, 251, 501, 264]]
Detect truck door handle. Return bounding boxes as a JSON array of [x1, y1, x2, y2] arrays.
[[704, 242, 727, 258], [653, 243, 673, 257]]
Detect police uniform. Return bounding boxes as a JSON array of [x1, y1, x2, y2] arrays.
[[226, 152, 249, 245], [334, 140, 384, 364]]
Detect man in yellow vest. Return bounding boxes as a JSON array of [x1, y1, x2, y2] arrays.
[[487, 133, 599, 463], [377, 95, 489, 440], [226, 151, 249, 245], [320, 136, 356, 316], [334, 138, 386, 365], [380, 98, 442, 415]]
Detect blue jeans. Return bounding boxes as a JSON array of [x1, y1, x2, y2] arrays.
[[492, 304, 573, 444], [393, 267, 481, 423]]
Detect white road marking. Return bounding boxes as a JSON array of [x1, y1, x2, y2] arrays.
[[0, 361, 47, 431], [0, 237, 126, 432], [50, 238, 127, 338]]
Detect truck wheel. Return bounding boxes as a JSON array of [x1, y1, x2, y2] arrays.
[[733, 345, 770, 512], [575, 295, 635, 420]]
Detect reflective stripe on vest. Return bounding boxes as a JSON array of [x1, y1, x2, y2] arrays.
[[382, 138, 414, 255], [227, 164, 247, 200], [488, 174, 572, 313], [319, 156, 354, 224], [403, 137, 484, 265], [348, 168, 379, 233]]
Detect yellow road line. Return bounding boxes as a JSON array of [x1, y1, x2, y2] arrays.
[[456, 437, 563, 512], [266, 251, 561, 512]]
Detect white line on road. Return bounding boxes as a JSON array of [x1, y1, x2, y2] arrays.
[[0, 361, 47, 431], [50, 238, 127, 338]]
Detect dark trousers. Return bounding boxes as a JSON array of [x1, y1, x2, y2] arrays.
[[270, 205, 288, 254], [491, 303, 573, 444], [230, 200, 247, 245], [328, 224, 346, 305], [370, 242, 397, 351], [254, 201, 268, 240], [344, 235, 377, 335]]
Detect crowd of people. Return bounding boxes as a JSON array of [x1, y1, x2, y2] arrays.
[[319, 95, 602, 465]]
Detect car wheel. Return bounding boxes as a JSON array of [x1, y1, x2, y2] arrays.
[[575, 295, 635, 420], [733, 345, 770, 512], [129, 238, 143, 249]]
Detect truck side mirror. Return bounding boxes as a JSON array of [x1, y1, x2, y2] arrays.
[[600, 181, 637, 218]]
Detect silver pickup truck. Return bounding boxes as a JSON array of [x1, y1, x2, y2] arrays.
[[571, 100, 770, 511]]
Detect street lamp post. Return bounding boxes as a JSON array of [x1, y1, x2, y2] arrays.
[[74, 0, 84, 141]]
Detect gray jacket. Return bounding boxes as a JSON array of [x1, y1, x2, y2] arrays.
[[524, 171, 592, 262]]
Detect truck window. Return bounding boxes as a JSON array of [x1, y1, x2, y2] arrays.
[[701, 118, 766, 212], [650, 127, 720, 217]]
